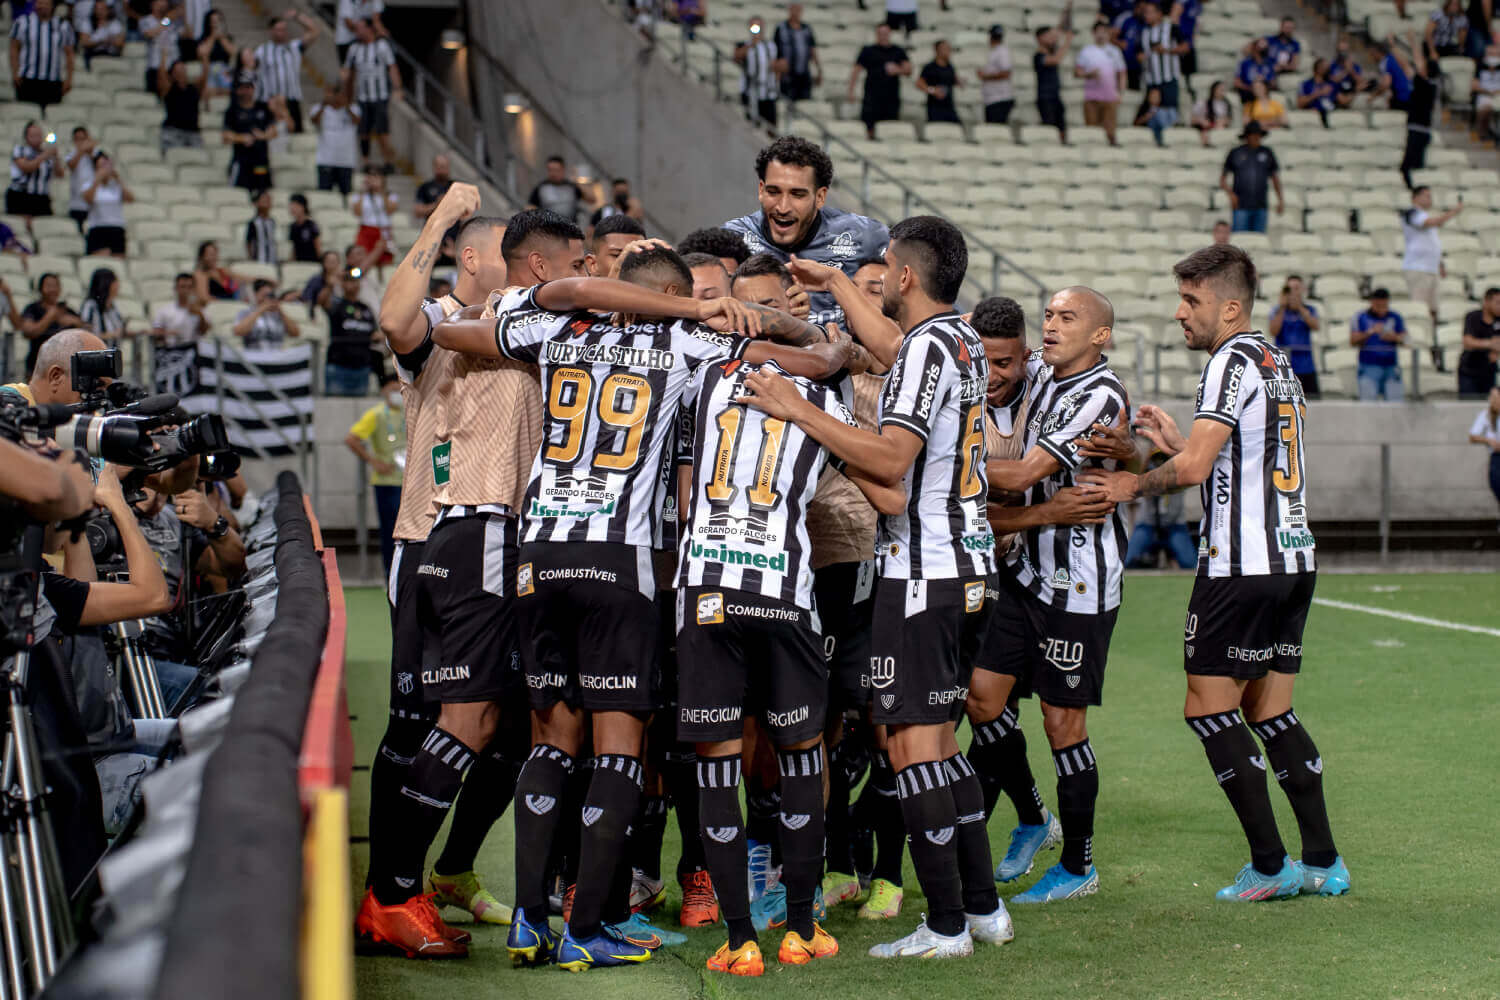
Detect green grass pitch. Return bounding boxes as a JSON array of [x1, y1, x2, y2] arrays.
[[344, 572, 1500, 999]]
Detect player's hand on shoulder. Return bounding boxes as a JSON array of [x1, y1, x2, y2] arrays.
[[1075, 418, 1135, 462], [609, 238, 675, 280], [1134, 404, 1185, 455], [740, 366, 801, 418], [1049, 485, 1115, 525], [1076, 468, 1136, 503], [786, 281, 811, 319], [698, 296, 762, 336]]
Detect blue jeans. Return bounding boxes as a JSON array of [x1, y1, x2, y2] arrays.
[[325, 363, 371, 396], [1126, 523, 1198, 569], [373, 484, 402, 576], [1232, 208, 1268, 232], [1357, 363, 1403, 401], [95, 718, 179, 836]]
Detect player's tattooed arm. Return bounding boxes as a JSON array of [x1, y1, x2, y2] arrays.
[[1078, 417, 1231, 501], [733, 302, 827, 346], [380, 183, 481, 354], [1132, 457, 1181, 497]]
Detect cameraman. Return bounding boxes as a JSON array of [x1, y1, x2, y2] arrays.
[[0, 436, 94, 522], [131, 480, 245, 661], [2, 328, 108, 406]]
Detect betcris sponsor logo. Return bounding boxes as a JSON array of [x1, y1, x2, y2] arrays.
[[689, 541, 787, 572], [1221, 359, 1244, 411], [915, 361, 943, 421]]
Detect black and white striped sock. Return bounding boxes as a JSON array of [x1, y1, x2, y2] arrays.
[[895, 760, 964, 937], [1188, 712, 1286, 876], [1052, 740, 1099, 877]]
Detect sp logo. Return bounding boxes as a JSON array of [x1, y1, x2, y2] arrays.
[[964, 581, 985, 613], [1184, 613, 1198, 641], [516, 562, 535, 597], [697, 592, 724, 625], [869, 655, 896, 690], [395, 672, 414, 695]]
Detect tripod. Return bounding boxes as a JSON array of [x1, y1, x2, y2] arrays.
[[0, 524, 79, 998], [97, 557, 168, 720]]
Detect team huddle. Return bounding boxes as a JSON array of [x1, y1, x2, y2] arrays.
[[352, 136, 1349, 975]]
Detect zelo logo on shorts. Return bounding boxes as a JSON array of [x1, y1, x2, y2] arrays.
[[869, 655, 895, 690], [697, 592, 724, 625], [964, 581, 985, 613], [516, 562, 534, 597], [1042, 638, 1084, 672]]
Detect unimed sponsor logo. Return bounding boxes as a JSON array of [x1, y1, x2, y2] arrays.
[[422, 665, 471, 684], [689, 541, 787, 572], [529, 498, 617, 519], [1277, 529, 1315, 550]]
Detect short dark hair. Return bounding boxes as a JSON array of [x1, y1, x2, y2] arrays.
[[678, 227, 751, 264], [267, 15, 284, 27], [611, 177, 629, 187], [852, 256, 885, 272], [253, 278, 275, 294], [593, 213, 646, 242], [754, 136, 834, 190], [428, 277, 451, 296], [455, 214, 507, 252], [37, 271, 59, 290], [1034, 25, 1049, 39], [889, 215, 968, 304], [1369, 287, 1391, 299], [1411, 185, 1430, 199], [1484, 286, 1500, 299], [1213, 218, 1230, 228], [289, 192, 308, 209], [618, 245, 693, 291], [72, 125, 88, 137], [379, 371, 400, 388], [546, 155, 565, 167], [174, 271, 193, 283], [500, 209, 584, 262], [970, 296, 1026, 340], [1286, 273, 1304, 284], [682, 251, 726, 270], [1172, 244, 1258, 308], [731, 253, 793, 290]]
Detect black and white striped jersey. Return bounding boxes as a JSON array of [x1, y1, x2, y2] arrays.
[[740, 38, 779, 101], [344, 38, 395, 102], [10, 14, 74, 82], [1141, 21, 1182, 86], [245, 214, 277, 264], [254, 39, 305, 102], [677, 358, 856, 609], [877, 311, 995, 581], [1006, 350, 1130, 614], [9, 144, 54, 195], [493, 284, 747, 548], [1193, 331, 1315, 577]]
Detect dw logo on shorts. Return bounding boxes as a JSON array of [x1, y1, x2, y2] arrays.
[[964, 581, 985, 613], [517, 562, 534, 597], [697, 592, 724, 625]]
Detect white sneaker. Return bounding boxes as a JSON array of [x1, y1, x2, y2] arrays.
[[628, 869, 666, 912], [964, 904, 1015, 945], [868, 916, 974, 959]]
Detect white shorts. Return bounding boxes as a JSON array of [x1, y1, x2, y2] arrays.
[[1403, 269, 1440, 314]]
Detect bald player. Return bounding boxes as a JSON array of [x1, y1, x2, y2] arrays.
[[975, 286, 1130, 906]]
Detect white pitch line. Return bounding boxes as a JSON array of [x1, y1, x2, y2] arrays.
[[1312, 598, 1500, 638]]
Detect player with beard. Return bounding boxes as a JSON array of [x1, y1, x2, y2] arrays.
[[723, 137, 888, 326], [1082, 244, 1346, 902]]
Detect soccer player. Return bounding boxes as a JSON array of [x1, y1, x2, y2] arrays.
[[676, 329, 892, 977], [972, 287, 1130, 905], [723, 137, 888, 325], [586, 213, 648, 277], [742, 216, 1011, 960], [679, 226, 752, 276], [686, 251, 732, 301], [432, 244, 851, 970], [1082, 244, 1347, 901]]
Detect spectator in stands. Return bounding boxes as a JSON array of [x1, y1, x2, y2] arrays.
[[977, 24, 1015, 123], [198, 9, 238, 100], [353, 167, 397, 269], [79, 0, 123, 68], [1459, 286, 1500, 396], [1220, 120, 1283, 232], [141, 0, 178, 96], [1113, 0, 1147, 93], [1351, 288, 1408, 401], [413, 154, 453, 221], [1327, 34, 1366, 106], [1468, 387, 1500, 514], [1138, 1, 1185, 132], [1077, 20, 1126, 145], [1401, 36, 1441, 187], [7, 121, 61, 224], [20, 273, 82, 376], [64, 126, 93, 232], [310, 85, 360, 199], [81, 150, 132, 256], [159, 59, 205, 153], [1467, 0, 1494, 57], [342, 16, 399, 173], [301, 248, 341, 316], [1124, 460, 1196, 568], [1135, 85, 1175, 144], [685, 250, 732, 300], [1244, 79, 1287, 128], [1211, 218, 1231, 243], [917, 39, 961, 122], [223, 74, 276, 191], [151, 272, 210, 395], [1034, 21, 1073, 143], [1401, 185, 1461, 326], [334, 0, 386, 65], [1297, 60, 1339, 127], [1269, 274, 1321, 396], [1263, 17, 1302, 73], [323, 266, 379, 396], [1426, 0, 1469, 56], [9, 0, 74, 113], [1373, 38, 1413, 111], [1173, 0, 1203, 89], [849, 22, 911, 139], [885, 0, 920, 38], [526, 156, 590, 224], [1235, 37, 1275, 103], [590, 177, 644, 227], [1473, 42, 1500, 140], [345, 371, 404, 572], [585, 214, 648, 277], [79, 267, 124, 340], [735, 17, 780, 127], [234, 278, 298, 348], [679, 226, 751, 273], [253, 9, 319, 133], [774, 4, 820, 102], [666, 0, 707, 39], [194, 240, 243, 301], [245, 188, 277, 265], [1191, 79, 1232, 144], [288, 193, 321, 262]]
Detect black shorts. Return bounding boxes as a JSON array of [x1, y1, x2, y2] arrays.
[[386, 539, 432, 718], [976, 570, 1118, 708], [16, 77, 63, 109], [1184, 573, 1316, 680], [1038, 97, 1067, 129], [415, 508, 522, 703], [886, 10, 918, 31], [285, 98, 303, 133], [675, 586, 827, 746], [359, 99, 390, 137], [317, 165, 353, 195], [813, 560, 876, 711], [869, 575, 995, 725], [4, 189, 50, 217], [85, 225, 126, 255], [516, 541, 659, 713]]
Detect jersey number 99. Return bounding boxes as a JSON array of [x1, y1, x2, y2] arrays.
[[545, 367, 654, 472]]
